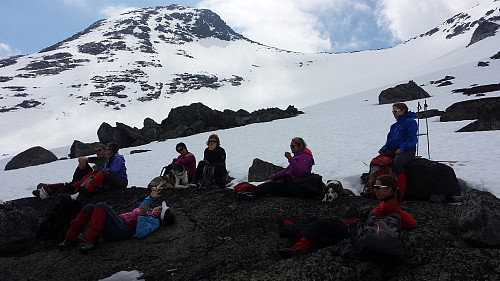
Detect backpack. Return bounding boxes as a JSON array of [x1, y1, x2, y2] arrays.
[[233, 182, 258, 193], [361, 156, 394, 199], [37, 194, 82, 241], [348, 212, 405, 261], [199, 164, 216, 188]]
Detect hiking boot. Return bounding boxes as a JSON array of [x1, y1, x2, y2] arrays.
[[58, 239, 78, 249], [32, 190, 40, 197], [238, 191, 254, 200], [80, 243, 97, 254], [279, 248, 305, 258]]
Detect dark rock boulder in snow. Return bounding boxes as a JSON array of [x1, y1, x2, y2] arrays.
[[467, 21, 500, 47], [414, 109, 444, 119], [457, 189, 500, 248], [248, 158, 284, 182], [378, 80, 431, 105], [97, 122, 134, 149], [5, 146, 58, 170], [405, 158, 461, 201], [69, 140, 103, 158], [0, 204, 39, 254], [440, 96, 500, 132]]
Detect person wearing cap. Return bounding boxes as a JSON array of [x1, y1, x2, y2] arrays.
[[59, 187, 175, 253]]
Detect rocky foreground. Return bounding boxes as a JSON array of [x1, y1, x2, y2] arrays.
[[1, 186, 499, 281]]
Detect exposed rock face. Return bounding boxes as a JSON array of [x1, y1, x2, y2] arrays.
[[378, 80, 431, 105], [98, 103, 303, 149], [467, 21, 500, 47], [414, 109, 444, 119], [1, 187, 499, 280], [440, 96, 500, 132], [247, 158, 284, 182], [69, 140, 103, 158], [0, 204, 39, 254], [4, 146, 58, 171], [457, 189, 500, 248], [405, 158, 461, 201]]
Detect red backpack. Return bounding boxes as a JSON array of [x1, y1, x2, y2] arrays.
[[361, 156, 394, 199], [233, 182, 258, 193]]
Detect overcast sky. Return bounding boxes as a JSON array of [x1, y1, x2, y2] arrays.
[[0, 0, 484, 58]]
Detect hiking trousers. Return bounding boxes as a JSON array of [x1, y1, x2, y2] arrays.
[[380, 147, 416, 174]]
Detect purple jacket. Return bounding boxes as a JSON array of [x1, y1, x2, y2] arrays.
[[269, 150, 314, 181], [103, 153, 128, 183], [173, 153, 196, 182]]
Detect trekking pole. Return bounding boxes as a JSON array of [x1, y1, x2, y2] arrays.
[[424, 99, 430, 159], [416, 102, 422, 157]]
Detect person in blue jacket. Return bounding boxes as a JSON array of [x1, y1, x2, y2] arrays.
[[378, 102, 418, 197], [59, 187, 176, 253]]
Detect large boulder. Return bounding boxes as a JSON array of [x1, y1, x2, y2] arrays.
[[440, 97, 500, 132], [456, 189, 500, 248], [378, 80, 431, 105], [97, 122, 134, 148], [467, 21, 500, 47], [248, 158, 284, 182], [405, 158, 461, 201], [0, 204, 39, 254], [69, 140, 102, 158], [5, 146, 58, 170]]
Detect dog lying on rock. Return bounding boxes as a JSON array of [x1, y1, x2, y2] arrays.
[[322, 180, 355, 202]]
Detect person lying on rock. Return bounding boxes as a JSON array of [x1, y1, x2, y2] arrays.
[[162, 142, 197, 183], [196, 134, 228, 188], [59, 187, 175, 253], [71, 142, 128, 198], [378, 102, 418, 198], [239, 137, 323, 200], [279, 175, 418, 258]]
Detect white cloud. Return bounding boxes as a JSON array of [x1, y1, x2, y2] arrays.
[[100, 5, 138, 18], [197, 0, 342, 53], [0, 43, 22, 58], [376, 0, 482, 41]]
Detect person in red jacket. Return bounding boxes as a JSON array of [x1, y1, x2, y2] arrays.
[[279, 174, 417, 257]]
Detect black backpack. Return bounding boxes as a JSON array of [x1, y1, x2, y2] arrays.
[[37, 194, 82, 242], [348, 212, 405, 261]]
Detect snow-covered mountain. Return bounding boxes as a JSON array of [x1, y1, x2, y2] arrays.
[[1, 1, 500, 201]]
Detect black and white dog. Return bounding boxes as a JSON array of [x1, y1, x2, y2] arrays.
[[148, 163, 193, 190], [322, 180, 355, 202]]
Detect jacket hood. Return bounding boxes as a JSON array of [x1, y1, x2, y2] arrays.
[[398, 111, 416, 121]]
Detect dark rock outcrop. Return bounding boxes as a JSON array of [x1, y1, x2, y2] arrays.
[[0, 204, 39, 254], [467, 21, 500, 47], [5, 146, 58, 171], [457, 189, 500, 248], [1, 186, 499, 280], [98, 103, 303, 149], [248, 158, 284, 182], [440, 96, 500, 132], [69, 140, 103, 158], [378, 80, 431, 105], [414, 109, 444, 119], [405, 158, 461, 201]]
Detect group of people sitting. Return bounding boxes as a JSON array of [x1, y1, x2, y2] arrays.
[[41, 101, 419, 257]]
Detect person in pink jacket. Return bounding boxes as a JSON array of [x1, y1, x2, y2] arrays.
[[58, 187, 175, 253], [171, 142, 196, 183], [240, 137, 322, 199]]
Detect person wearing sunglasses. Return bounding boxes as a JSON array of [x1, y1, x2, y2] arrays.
[[240, 137, 321, 200], [378, 102, 418, 197], [196, 134, 228, 188], [72, 143, 109, 183], [167, 142, 197, 183], [279, 174, 417, 257]]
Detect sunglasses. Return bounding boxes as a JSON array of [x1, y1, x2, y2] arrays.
[[290, 144, 296, 149], [208, 140, 217, 143], [177, 148, 184, 152], [95, 149, 103, 153], [392, 109, 402, 114], [373, 185, 389, 190]]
